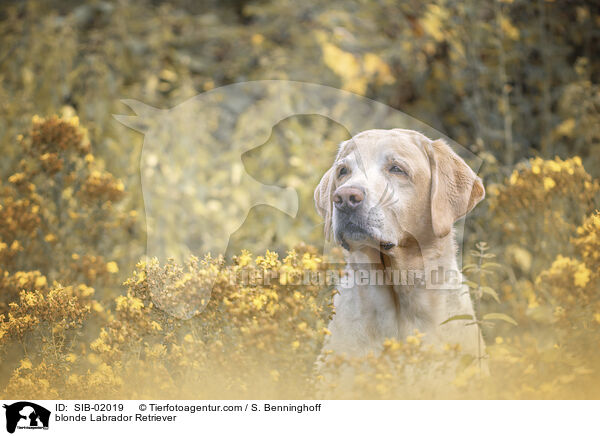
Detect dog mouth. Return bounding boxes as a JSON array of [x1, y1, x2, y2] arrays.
[[335, 221, 396, 251]]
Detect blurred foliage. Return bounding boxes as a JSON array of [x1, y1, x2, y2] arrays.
[[0, 116, 136, 308], [0, 0, 599, 398], [487, 156, 599, 275], [1, 116, 600, 399]]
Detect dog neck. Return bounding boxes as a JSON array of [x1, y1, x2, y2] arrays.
[[388, 232, 460, 291], [340, 231, 463, 341], [342, 232, 460, 290]]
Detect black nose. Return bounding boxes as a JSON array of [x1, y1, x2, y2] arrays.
[[333, 186, 365, 212]]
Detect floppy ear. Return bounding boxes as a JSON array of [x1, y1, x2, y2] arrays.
[[314, 166, 336, 240], [428, 139, 485, 238]]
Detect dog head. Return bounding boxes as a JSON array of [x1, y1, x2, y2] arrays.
[[314, 129, 484, 252]]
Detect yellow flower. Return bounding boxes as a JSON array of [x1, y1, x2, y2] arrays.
[[8, 172, 26, 184], [237, 250, 252, 267], [252, 295, 266, 310], [574, 264, 591, 288], [67, 115, 79, 127], [546, 160, 562, 172], [44, 234, 57, 243], [251, 34, 265, 46], [406, 335, 421, 346], [106, 261, 119, 274], [301, 253, 321, 271], [543, 177, 556, 191], [34, 275, 47, 289]]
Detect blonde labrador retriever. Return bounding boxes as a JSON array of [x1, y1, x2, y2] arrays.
[[314, 129, 485, 358]]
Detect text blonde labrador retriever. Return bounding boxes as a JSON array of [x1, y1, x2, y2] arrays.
[[315, 129, 485, 358]]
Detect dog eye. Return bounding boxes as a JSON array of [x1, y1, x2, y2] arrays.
[[338, 167, 348, 178], [389, 165, 406, 175]]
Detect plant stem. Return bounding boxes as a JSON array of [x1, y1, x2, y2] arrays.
[[476, 244, 484, 374]]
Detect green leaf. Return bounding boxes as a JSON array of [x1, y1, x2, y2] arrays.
[[463, 280, 478, 289], [440, 314, 473, 325], [481, 286, 500, 303], [462, 264, 478, 272], [481, 262, 503, 270], [483, 313, 518, 325]]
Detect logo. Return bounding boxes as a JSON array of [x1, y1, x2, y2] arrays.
[[3, 402, 50, 434]]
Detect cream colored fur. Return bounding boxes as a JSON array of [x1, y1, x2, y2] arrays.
[[314, 129, 485, 358]]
